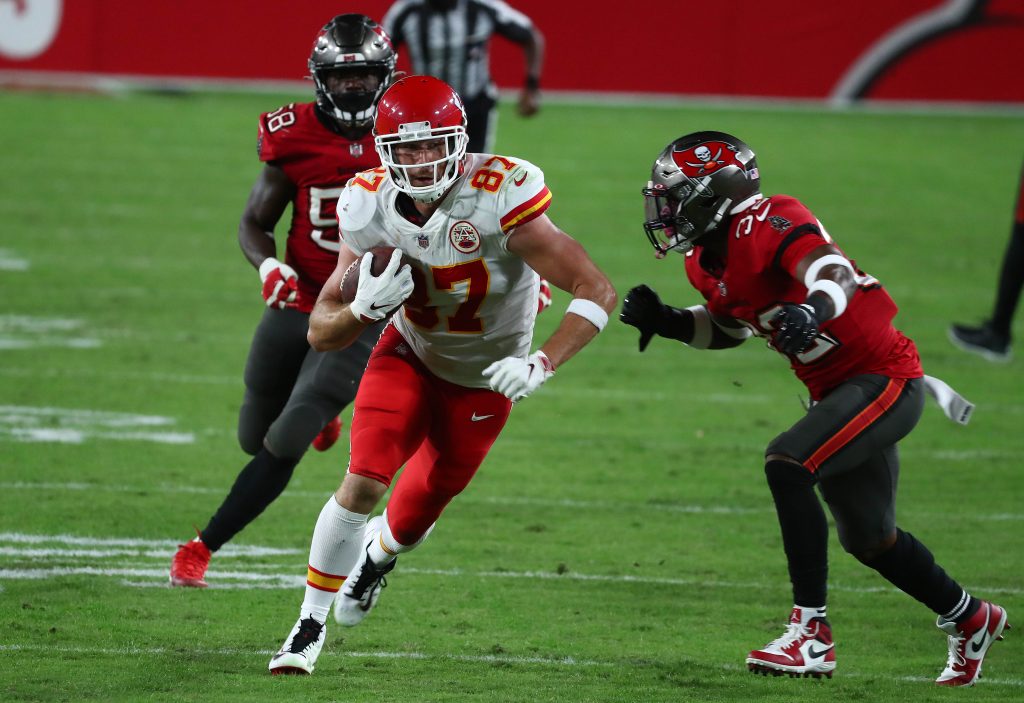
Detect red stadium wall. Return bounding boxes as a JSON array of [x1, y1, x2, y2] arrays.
[[1, 0, 1022, 104]]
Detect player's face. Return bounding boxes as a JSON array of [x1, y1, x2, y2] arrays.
[[393, 139, 449, 186], [322, 67, 382, 95]]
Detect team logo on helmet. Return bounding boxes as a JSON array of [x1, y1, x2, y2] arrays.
[[671, 141, 743, 178], [449, 221, 481, 253]]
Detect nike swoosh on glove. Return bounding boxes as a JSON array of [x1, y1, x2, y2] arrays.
[[482, 350, 554, 401], [349, 249, 414, 323], [259, 257, 299, 309]]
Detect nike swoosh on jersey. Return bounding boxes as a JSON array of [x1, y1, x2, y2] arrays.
[[513, 172, 527, 186], [471, 413, 495, 422]]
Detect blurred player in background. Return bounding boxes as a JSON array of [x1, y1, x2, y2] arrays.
[[949, 157, 1024, 361], [169, 14, 396, 588], [383, 0, 544, 153], [268, 75, 615, 675], [620, 131, 1008, 686]]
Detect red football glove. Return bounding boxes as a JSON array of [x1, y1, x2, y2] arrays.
[[259, 257, 299, 309], [537, 277, 552, 314]]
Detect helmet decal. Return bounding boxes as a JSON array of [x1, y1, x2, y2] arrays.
[[671, 141, 743, 178]]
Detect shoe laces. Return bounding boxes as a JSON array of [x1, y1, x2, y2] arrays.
[[287, 618, 324, 654], [767, 621, 807, 649], [347, 551, 395, 601], [945, 631, 968, 670]]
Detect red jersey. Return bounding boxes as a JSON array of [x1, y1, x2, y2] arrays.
[[256, 101, 379, 312], [684, 195, 923, 400]]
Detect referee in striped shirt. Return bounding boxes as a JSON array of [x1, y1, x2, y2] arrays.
[[383, 0, 544, 153]]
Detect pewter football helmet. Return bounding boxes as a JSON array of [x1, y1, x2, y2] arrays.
[[643, 131, 761, 256], [309, 14, 397, 130]]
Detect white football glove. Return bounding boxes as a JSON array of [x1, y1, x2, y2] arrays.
[[482, 350, 555, 401], [259, 257, 299, 309], [349, 249, 414, 323]]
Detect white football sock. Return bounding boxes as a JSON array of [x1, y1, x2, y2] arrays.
[[300, 497, 367, 623], [366, 509, 435, 564]]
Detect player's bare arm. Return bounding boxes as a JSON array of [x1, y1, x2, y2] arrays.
[[307, 244, 363, 351], [238, 164, 296, 268], [771, 243, 858, 355], [505, 213, 616, 368], [239, 164, 302, 309]]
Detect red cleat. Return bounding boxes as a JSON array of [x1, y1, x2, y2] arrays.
[[169, 535, 211, 588], [935, 601, 1009, 686], [746, 606, 835, 678], [312, 416, 342, 452]]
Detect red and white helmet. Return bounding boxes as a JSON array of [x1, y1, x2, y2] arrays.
[[373, 75, 469, 203]]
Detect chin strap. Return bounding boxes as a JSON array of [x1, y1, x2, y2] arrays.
[[923, 375, 974, 425]]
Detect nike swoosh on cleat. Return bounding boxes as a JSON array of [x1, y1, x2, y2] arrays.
[[806, 644, 833, 659], [969, 611, 991, 653]]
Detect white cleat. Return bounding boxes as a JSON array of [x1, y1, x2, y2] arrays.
[[334, 515, 396, 626], [268, 616, 325, 675]]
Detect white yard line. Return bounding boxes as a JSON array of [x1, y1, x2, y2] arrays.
[[0, 563, 1019, 596], [0, 642, 1020, 687], [4, 481, 1024, 521]]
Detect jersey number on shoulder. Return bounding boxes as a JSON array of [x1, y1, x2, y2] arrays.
[[351, 168, 387, 193], [469, 156, 517, 193], [308, 186, 344, 252], [266, 104, 296, 133], [403, 259, 490, 333]]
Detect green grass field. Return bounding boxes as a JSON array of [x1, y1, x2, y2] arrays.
[[1, 87, 1022, 702]]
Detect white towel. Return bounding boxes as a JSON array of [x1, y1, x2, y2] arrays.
[[923, 375, 974, 425]]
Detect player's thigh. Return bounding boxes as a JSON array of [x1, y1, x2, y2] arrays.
[[238, 308, 310, 453], [767, 375, 924, 476], [264, 323, 384, 459], [348, 327, 431, 485], [419, 379, 512, 495], [819, 446, 899, 554]]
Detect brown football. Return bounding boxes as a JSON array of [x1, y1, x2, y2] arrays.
[[340, 246, 399, 304]]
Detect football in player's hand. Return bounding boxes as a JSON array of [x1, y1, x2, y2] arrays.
[[340, 246, 402, 304]]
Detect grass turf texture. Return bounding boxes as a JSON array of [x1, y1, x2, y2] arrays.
[[0, 89, 1022, 702]]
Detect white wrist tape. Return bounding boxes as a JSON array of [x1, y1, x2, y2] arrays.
[[807, 279, 848, 319], [685, 305, 713, 349], [566, 298, 608, 331], [258, 257, 282, 282], [803, 254, 854, 288]]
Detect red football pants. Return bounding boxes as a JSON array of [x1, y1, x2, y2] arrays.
[[348, 325, 512, 545]]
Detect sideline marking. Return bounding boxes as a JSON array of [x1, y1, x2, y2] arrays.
[[0, 406, 194, 444]]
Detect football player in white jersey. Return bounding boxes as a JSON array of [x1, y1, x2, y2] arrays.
[[269, 75, 616, 675]]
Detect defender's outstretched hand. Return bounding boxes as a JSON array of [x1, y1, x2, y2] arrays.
[[620, 284, 666, 352]]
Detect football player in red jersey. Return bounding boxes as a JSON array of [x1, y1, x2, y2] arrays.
[[169, 14, 397, 588], [621, 131, 1008, 686]]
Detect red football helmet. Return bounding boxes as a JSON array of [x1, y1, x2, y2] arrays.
[[373, 76, 469, 203]]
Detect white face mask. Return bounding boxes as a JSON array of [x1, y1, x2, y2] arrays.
[[375, 123, 469, 203]]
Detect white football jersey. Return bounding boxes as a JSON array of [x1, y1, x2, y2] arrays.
[[337, 153, 552, 388]]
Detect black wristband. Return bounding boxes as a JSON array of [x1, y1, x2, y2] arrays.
[[525, 75, 540, 91], [657, 305, 696, 344]]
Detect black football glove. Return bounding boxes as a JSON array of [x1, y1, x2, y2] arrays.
[[771, 303, 821, 355], [619, 284, 667, 352]]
